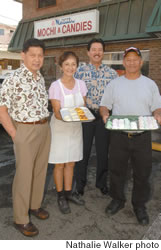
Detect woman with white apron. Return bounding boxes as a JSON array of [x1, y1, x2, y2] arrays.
[[48, 51, 87, 214]]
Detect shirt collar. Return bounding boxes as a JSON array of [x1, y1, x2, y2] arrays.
[[88, 63, 104, 70], [21, 63, 41, 80]]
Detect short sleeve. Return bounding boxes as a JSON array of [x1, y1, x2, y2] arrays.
[[78, 79, 87, 97], [48, 81, 62, 101], [0, 77, 14, 108], [151, 82, 161, 112], [100, 81, 113, 110]]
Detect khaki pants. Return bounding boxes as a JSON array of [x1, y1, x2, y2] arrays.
[[13, 121, 51, 224]]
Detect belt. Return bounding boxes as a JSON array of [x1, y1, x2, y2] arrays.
[[16, 118, 48, 125], [120, 131, 148, 138]]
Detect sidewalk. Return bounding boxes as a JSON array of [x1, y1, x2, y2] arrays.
[[0, 127, 161, 240]]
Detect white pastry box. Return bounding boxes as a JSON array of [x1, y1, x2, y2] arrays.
[[105, 115, 159, 131], [60, 107, 95, 122]]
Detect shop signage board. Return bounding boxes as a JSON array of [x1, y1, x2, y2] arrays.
[[34, 9, 99, 40]]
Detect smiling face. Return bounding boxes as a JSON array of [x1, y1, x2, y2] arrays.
[[123, 51, 143, 76], [61, 56, 78, 77], [21, 46, 44, 75], [87, 42, 104, 66]]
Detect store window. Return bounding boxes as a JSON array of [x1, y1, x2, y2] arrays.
[[38, 0, 56, 8], [101, 0, 113, 2], [103, 50, 149, 76], [0, 29, 4, 35]]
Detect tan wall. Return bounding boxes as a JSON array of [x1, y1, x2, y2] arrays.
[[23, 0, 99, 20], [45, 39, 161, 92], [0, 23, 16, 45]]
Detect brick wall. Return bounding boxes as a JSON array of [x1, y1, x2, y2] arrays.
[[106, 40, 161, 92], [21, 1, 161, 93], [45, 46, 89, 80], [23, 0, 99, 20], [45, 39, 161, 92]]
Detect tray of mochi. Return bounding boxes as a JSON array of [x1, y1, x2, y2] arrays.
[[60, 107, 95, 122], [105, 115, 159, 131]]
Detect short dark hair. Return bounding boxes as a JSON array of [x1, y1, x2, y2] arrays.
[[87, 38, 105, 51], [22, 38, 45, 53], [59, 51, 79, 67]]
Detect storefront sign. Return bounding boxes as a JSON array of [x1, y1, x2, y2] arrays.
[[34, 9, 99, 40]]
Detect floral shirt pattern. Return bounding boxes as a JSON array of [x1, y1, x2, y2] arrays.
[[0, 64, 49, 122], [74, 63, 118, 110]]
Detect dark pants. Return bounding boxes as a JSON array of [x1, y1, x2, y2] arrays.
[[75, 113, 110, 191], [109, 131, 152, 209]]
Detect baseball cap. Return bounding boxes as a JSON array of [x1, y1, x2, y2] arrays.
[[123, 47, 142, 57]]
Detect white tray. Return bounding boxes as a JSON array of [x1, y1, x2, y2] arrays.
[[105, 115, 160, 131], [60, 107, 95, 122]]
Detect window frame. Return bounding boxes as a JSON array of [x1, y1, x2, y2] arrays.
[[37, 0, 56, 9], [103, 50, 150, 76], [0, 29, 5, 36]]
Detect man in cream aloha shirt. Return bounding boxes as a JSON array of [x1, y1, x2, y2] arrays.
[[1, 63, 49, 122], [0, 38, 51, 237]]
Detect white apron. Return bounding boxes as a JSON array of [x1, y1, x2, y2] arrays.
[[48, 79, 84, 164]]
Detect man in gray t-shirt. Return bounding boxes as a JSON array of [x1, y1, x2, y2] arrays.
[[100, 47, 161, 226]]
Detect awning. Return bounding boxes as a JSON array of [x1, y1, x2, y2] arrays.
[[146, 0, 161, 37], [0, 50, 21, 60], [9, 0, 158, 52]]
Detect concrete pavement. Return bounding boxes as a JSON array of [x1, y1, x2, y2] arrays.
[[0, 126, 161, 240]]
